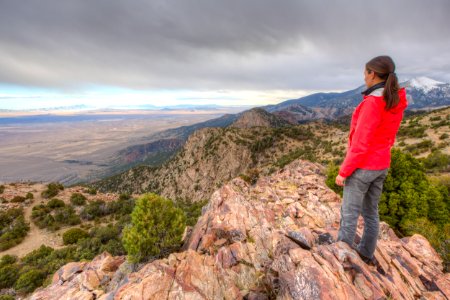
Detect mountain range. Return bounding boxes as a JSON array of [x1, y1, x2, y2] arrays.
[[100, 76, 450, 177]]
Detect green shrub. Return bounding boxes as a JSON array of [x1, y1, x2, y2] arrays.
[[0, 185, 4, 194], [85, 187, 97, 195], [22, 245, 54, 266], [431, 120, 450, 129], [0, 255, 18, 268], [90, 225, 119, 243], [0, 264, 20, 289], [398, 124, 427, 138], [41, 182, 64, 198], [439, 133, 449, 140], [70, 193, 87, 206], [0, 208, 30, 251], [11, 196, 26, 203], [325, 161, 343, 198], [80, 200, 108, 220], [122, 193, 186, 263], [100, 239, 125, 256], [47, 198, 65, 208], [0, 295, 15, 300], [63, 228, 89, 245], [404, 139, 433, 155], [106, 197, 135, 216], [421, 150, 450, 172], [430, 116, 442, 121], [276, 145, 317, 167], [119, 193, 131, 201], [14, 268, 46, 293], [25, 192, 34, 199], [31, 205, 54, 229], [31, 203, 80, 231], [53, 206, 81, 226], [250, 136, 274, 153]]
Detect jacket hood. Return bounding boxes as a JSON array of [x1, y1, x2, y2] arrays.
[[388, 87, 408, 113], [364, 87, 408, 113]]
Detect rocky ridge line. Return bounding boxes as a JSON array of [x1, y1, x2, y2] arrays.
[[30, 159, 449, 299]]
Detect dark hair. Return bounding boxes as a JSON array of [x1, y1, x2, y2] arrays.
[[365, 55, 400, 110]]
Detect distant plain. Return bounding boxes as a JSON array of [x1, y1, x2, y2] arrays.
[[0, 108, 244, 185]]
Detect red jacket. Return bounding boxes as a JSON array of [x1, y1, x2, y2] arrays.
[[338, 87, 408, 177]]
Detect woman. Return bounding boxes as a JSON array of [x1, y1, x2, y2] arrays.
[[335, 55, 408, 264]]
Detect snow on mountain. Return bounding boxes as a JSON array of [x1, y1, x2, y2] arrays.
[[405, 76, 445, 92]]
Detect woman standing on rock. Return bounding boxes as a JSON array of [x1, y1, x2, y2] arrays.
[[335, 55, 408, 264]]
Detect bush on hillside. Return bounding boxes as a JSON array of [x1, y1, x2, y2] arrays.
[[0, 208, 30, 251], [89, 225, 119, 244], [404, 139, 433, 155], [84, 187, 97, 195], [41, 182, 64, 199], [0, 264, 20, 289], [10, 196, 26, 203], [0, 255, 17, 268], [431, 120, 450, 129], [14, 268, 46, 293], [381, 149, 449, 229], [421, 150, 450, 172], [122, 193, 186, 263], [398, 123, 427, 138], [25, 192, 34, 199], [47, 198, 65, 208], [0, 185, 4, 194], [0, 230, 127, 296], [53, 206, 81, 226], [439, 133, 449, 140], [70, 193, 87, 206], [62, 228, 89, 245], [275, 145, 317, 168], [31, 203, 80, 231], [106, 197, 135, 217], [325, 161, 343, 198], [80, 200, 108, 220]]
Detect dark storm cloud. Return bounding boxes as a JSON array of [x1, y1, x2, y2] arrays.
[[0, 0, 449, 91]]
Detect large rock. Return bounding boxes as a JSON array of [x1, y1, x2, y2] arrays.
[[29, 159, 449, 299], [30, 252, 125, 300]]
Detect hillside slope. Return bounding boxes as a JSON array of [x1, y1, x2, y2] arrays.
[[93, 120, 348, 201], [94, 106, 450, 202], [30, 159, 450, 299]]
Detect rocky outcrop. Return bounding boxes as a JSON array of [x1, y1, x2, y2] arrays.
[[230, 107, 290, 128], [36, 159, 450, 299]]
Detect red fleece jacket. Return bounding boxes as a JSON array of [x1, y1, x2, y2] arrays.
[[338, 87, 408, 178]]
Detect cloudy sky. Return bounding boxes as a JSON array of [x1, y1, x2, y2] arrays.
[[1, 0, 449, 109]]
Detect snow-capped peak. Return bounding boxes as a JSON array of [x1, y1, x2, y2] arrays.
[[406, 76, 444, 92]]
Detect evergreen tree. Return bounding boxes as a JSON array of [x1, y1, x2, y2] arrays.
[[381, 148, 449, 230], [122, 193, 186, 263]]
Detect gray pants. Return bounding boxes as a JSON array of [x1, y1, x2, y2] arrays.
[[337, 167, 389, 259]]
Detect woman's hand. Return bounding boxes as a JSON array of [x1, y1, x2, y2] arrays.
[[335, 174, 346, 187]]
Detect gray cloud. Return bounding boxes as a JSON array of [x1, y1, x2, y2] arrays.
[[0, 0, 449, 92]]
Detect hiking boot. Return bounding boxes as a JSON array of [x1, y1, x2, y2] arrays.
[[356, 250, 376, 266]]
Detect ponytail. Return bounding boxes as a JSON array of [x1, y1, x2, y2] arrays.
[[383, 72, 400, 110], [365, 56, 400, 111]]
